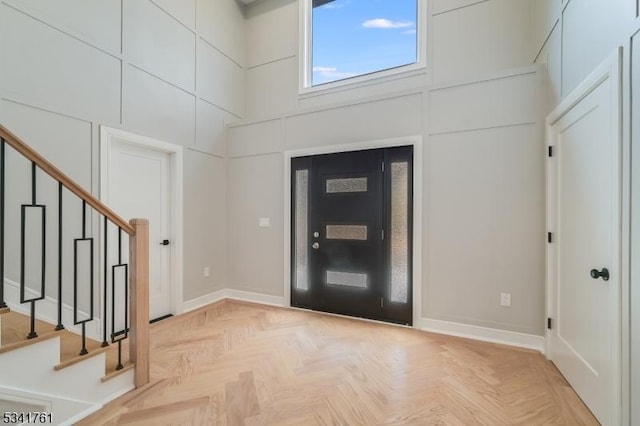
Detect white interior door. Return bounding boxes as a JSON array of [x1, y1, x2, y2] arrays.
[[547, 50, 621, 425], [107, 139, 173, 321]]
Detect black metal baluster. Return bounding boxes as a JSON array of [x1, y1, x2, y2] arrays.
[[80, 201, 88, 355], [82, 200, 86, 238], [29, 163, 37, 339], [118, 227, 122, 265], [73, 200, 94, 356], [80, 323, 87, 355], [116, 340, 123, 370], [55, 183, 64, 330], [111, 230, 117, 343], [0, 138, 6, 309], [28, 301, 37, 339], [23, 162, 45, 339], [111, 227, 127, 370], [123, 234, 128, 348], [102, 217, 108, 347]]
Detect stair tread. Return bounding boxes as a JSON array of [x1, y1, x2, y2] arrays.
[[105, 339, 131, 374], [2, 311, 133, 379], [57, 329, 107, 368], [0, 328, 62, 354], [101, 361, 134, 383], [0, 311, 58, 348], [55, 344, 109, 370]]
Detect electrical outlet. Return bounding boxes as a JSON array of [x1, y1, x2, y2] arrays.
[[203, 267, 210, 277], [259, 217, 270, 227], [500, 292, 511, 307]]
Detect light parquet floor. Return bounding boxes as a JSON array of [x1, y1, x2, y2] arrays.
[[78, 300, 598, 425]]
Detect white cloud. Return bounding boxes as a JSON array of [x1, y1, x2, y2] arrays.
[[313, 66, 357, 80], [362, 18, 414, 29], [403, 29, 417, 35]]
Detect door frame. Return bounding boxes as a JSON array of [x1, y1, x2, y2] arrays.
[[545, 47, 623, 424], [283, 136, 423, 326], [99, 125, 184, 316]]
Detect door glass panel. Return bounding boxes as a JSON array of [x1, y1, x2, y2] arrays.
[[326, 224, 368, 240], [390, 162, 409, 303], [325, 177, 368, 193], [326, 271, 367, 288], [295, 170, 309, 290]]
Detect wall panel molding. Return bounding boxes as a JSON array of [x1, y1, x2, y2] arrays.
[[2, 0, 122, 55]]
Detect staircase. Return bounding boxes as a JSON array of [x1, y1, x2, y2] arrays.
[[0, 124, 150, 425]]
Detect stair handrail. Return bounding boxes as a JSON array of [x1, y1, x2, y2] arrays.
[[0, 123, 149, 387], [0, 125, 134, 235]]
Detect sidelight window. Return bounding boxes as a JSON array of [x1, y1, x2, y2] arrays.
[[294, 169, 309, 291], [389, 162, 409, 303]]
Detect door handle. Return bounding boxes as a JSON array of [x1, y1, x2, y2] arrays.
[[312, 242, 319, 249], [590, 268, 609, 281], [160, 239, 170, 246]]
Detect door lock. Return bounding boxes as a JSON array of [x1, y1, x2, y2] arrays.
[[160, 239, 170, 246], [590, 268, 609, 281], [312, 242, 320, 249]]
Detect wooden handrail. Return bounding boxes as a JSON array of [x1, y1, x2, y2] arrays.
[[0, 124, 135, 235]]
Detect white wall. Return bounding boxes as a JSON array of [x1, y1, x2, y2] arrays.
[[430, 0, 532, 84], [532, 1, 639, 423], [232, 0, 546, 338], [0, 0, 245, 305], [427, 70, 543, 334]]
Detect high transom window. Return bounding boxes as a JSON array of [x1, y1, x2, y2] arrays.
[[301, 0, 423, 92]]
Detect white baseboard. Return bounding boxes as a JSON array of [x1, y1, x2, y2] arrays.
[[182, 290, 543, 353], [181, 288, 285, 313], [417, 318, 545, 353], [181, 289, 226, 313], [4, 278, 101, 341], [224, 289, 285, 307]]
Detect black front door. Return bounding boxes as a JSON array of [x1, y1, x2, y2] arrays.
[[291, 146, 413, 325]]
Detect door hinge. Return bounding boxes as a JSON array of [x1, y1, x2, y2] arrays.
[[547, 318, 552, 330], [382, 161, 385, 172], [381, 298, 384, 308], [381, 229, 385, 240], [548, 146, 554, 157], [547, 232, 552, 243]]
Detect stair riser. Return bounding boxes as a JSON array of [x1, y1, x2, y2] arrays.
[[0, 337, 133, 404]]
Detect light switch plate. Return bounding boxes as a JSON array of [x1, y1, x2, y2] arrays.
[[259, 218, 270, 227], [500, 292, 511, 307]]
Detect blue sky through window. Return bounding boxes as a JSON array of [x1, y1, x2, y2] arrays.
[[312, 0, 418, 86]]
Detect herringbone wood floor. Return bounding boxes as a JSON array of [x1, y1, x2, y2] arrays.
[[78, 300, 597, 425]]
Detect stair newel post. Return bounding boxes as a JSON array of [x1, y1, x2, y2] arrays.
[[129, 218, 149, 387]]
